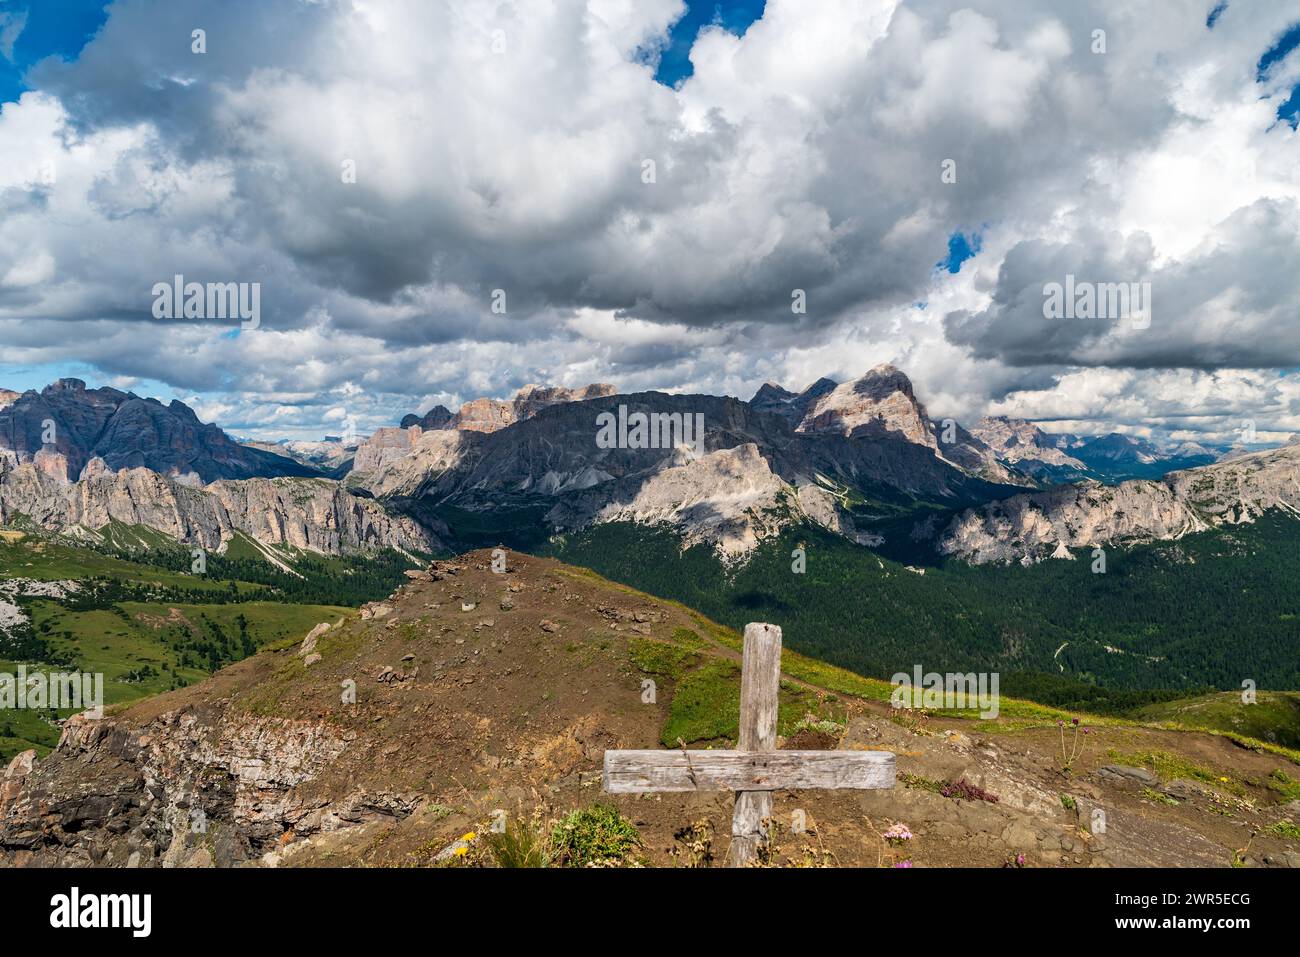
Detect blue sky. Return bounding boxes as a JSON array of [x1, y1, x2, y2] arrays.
[[1256, 18, 1300, 128], [0, 0, 108, 104], [653, 0, 765, 86]]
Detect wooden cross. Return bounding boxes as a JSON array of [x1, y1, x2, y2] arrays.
[[604, 622, 896, 866]]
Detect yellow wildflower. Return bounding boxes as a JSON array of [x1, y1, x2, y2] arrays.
[[453, 846, 468, 857], [461, 832, 477, 841]]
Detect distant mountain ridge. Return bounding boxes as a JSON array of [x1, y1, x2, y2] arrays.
[[0, 379, 318, 484], [939, 442, 1300, 564], [970, 418, 1221, 483], [1, 370, 1291, 570], [397, 382, 618, 435]]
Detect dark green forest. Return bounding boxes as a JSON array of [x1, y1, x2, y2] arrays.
[[92, 541, 422, 607], [536, 513, 1300, 694]]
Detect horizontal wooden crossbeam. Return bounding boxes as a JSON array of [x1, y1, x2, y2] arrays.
[[603, 749, 895, 794]]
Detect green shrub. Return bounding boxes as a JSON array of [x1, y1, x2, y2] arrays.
[[1268, 819, 1300, 840], [549, 804, 642, 867]]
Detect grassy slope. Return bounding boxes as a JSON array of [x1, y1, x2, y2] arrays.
[[57, 549, 1296, 869], [0, 534, 349, 761], [1132, 691, 1300, 749], [0, 534, 260, 593]]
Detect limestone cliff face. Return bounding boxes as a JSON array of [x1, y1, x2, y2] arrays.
[[938, 443, 1300, 563], [584, 444, 849, 559], [0, 460, 439, 556], [354, 428, 468, 498], [349, 427, 425, 476]]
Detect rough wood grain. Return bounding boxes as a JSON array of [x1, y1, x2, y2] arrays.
[[727, 790, 772, 865], [727, 623, 784, 866], [603, 749, 897, 793], [737, 622, 781, 752]]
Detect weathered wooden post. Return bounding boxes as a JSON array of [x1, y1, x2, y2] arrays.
[[727, 622, 782, 866], [603, 621, 895, 867]]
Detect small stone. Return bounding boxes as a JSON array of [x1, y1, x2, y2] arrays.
[[185, 847, 214, 868], [540, 619, 559, 633], [1163, 778, 1203, 800], [303, 653, 321, 667], [297, 622, 330, 658], [1096, 765, 1159, 787]]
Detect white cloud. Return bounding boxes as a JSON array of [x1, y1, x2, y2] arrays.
[[0, 8, 26, 62], [0, 0, 1297, 441]]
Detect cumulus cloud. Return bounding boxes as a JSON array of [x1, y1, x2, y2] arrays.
[[0, 0, 1298, 441], [0, 7, 25, 63]]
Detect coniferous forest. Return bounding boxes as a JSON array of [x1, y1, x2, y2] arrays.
[[539, 513, 1300, 695]]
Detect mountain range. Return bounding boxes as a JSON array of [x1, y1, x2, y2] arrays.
[[0, 367, 1291, 569], [940, 439, 1300, 564]]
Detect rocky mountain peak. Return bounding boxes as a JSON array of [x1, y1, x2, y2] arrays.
[[750, 377, 836, 424], [46, 378, 88, 393], [797, 365, 936, 448], [400, 405, 454, 430]]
